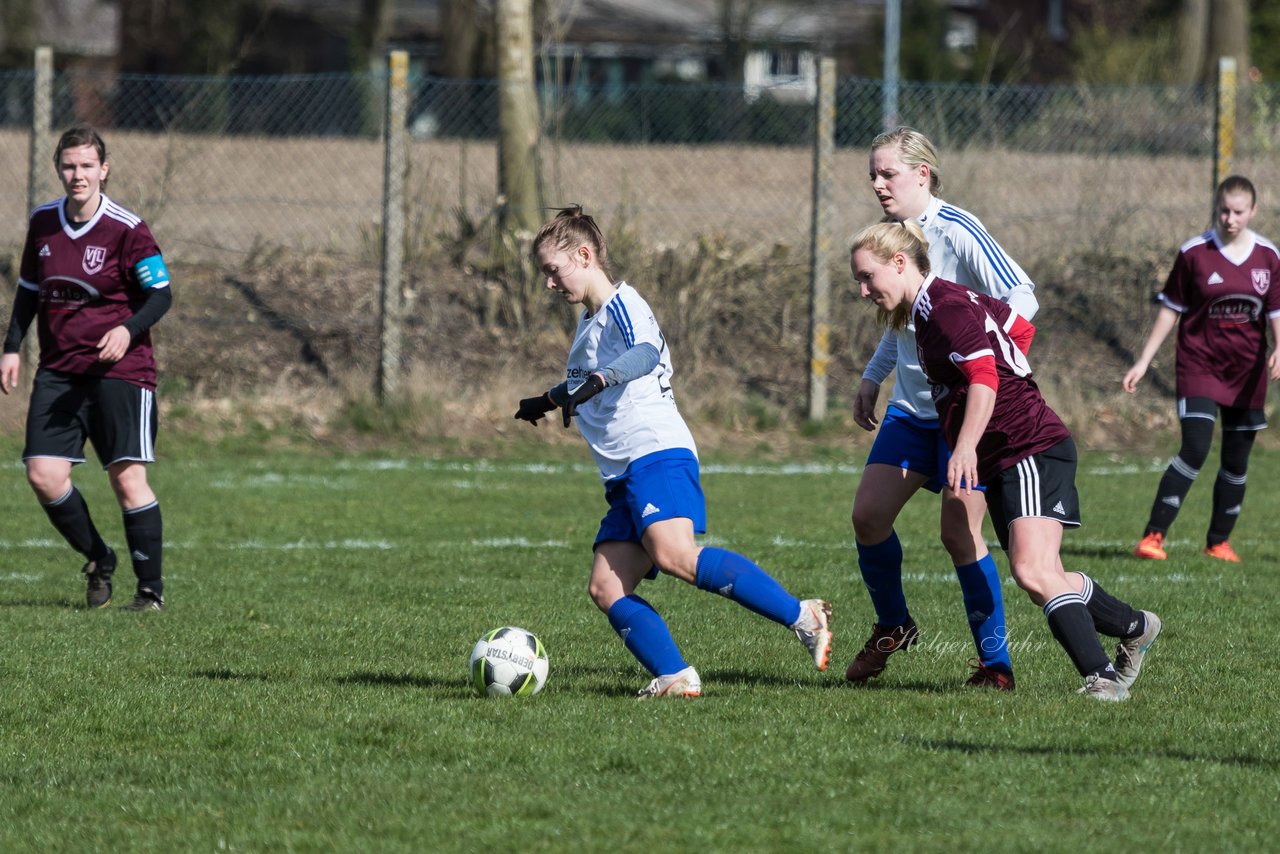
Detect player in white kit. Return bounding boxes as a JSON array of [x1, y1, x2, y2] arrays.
[[516, 206, 831, 698], [846, 127, 1038, 689]]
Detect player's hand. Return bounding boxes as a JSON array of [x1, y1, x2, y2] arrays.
[[947, 444, 980, 494], [0, 353, 19, 395], [852, 378, 881, 432], [514, 392, 556, 425], [562, 373, 606, 428], [1269, 351, 1280, 382], [96, 326, 131, 363], [1121, 364, 1146, 393]]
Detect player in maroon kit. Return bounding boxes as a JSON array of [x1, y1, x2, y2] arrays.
[[851, 219, 1161, 701], [1, 126, 172, 611], [1124, 175, 1280, 563]]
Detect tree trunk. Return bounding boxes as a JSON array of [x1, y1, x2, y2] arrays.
[[495, 0, 541, 236], [1203, 0, 1249, 85], [441, 0, 485, 79], [353, 0, 395, 73], [1176, 0, 1209, 84]]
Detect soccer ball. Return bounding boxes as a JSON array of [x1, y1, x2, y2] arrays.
[[469, 626, 549, 697]]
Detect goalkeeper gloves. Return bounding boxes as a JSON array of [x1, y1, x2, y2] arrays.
[[514, 392, 557, 425], [562, 373, 607, 427]]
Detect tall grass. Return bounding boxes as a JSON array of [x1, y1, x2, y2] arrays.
[[0, 439, 1276, 851]]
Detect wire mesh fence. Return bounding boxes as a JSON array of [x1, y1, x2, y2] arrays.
[[2, 66, 1259, 265], [2, 63, 1278, 420]]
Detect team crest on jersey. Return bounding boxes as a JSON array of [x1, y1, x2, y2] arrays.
[[82, 245, 107, 275], [1251, 268, 1271, 295]]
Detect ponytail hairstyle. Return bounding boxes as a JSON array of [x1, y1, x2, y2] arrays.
[[532, 204, 612, 280], [870, 125, 942, 196], [850, 219, 931, 330], [54, 125, 110, 190]]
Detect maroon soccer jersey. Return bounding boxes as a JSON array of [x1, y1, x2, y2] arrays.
[[18, 196, 169, 390], [1159, 229, 1280, 408], [912, 276, 1071, 482]]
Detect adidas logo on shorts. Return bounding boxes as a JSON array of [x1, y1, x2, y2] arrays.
[[641, 503, 660, 518], [1052, 501, 1066, 515]]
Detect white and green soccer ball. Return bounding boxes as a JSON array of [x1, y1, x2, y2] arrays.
[[469, 626, 549, 697]]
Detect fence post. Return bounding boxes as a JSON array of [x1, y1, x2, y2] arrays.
[[377, 49, 409, 402], [1213, 56, 1236, 204], [23, 46, 53, 381], [808, 56, 836, 422]]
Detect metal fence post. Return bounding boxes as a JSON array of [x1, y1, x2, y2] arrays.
[[1213, 56, 1236, 205], [23, 46, 54, 381], [808, 56, 836, 422], [377, 49, 408, 401]]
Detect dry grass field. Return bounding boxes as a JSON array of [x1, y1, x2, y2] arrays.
[[3, 127, 1280, 453]]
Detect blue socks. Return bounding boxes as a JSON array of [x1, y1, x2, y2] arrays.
[[856, 532, 909, 626], [606, 595, 687, 677], [694, 547, 802, 626], [954, 554, 1013, 673]]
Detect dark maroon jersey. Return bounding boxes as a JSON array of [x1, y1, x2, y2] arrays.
[[912, 276, 1071, 482], [18, 195, 169, 390], [1159, 229, 1280, 408]]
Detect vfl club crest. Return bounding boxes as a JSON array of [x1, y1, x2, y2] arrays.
[[1251, 268, 1271, 295], [82, 245, 107, 275]]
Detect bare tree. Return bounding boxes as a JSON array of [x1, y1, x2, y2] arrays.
[[352, 0, 395, 73], [496, 0, 541, 236], [0, 0, 38, 67], [1179, 0, 1248, 85], [718, 0, 761, 84], [1203, 0, 1249, 83], [441, 0, 493, 78]]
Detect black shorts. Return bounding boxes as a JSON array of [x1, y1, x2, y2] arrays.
[[986, 437, 1082, 551], [1179, 397, 1267, 431], [24, 368, 157, 469]]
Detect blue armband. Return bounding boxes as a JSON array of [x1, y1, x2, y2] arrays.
[[134, 254, 171, 289]]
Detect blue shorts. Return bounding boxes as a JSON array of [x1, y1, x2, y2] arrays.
[[596, 450, 706, 569], [865, 405, 983, 494]]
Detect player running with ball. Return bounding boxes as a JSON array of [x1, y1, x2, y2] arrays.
[[515, 205, 832, 698]]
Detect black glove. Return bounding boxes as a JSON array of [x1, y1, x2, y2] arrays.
[[514, 392, 556, 425], [562, 373, 607, 428]]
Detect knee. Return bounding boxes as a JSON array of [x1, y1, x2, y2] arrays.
[[586, 577, 615, 612], [938, 523, 980, 562], [851, 501, 891, 544], [25, 465, 69, 502], [107, 464, 151, 506], [1009, 561, 1055, 601], [649, 543, 698, 582]]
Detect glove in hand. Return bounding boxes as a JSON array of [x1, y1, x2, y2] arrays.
[[514, 392, 556, 425]]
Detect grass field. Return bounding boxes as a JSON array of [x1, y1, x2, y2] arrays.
[[1, 439, 1277, 852]]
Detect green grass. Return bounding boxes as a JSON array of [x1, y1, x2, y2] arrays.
[[1, 441, 1277, 852]]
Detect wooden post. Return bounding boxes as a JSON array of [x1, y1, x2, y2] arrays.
[[22, 46, 53, 379], [378, 50, 409, 401], [808, 57, 836, 422], [1213, 56, 1237, 203]]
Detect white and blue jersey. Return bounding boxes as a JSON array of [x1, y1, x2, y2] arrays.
[[567, 281, 696, 481], [863, 195, 1037, 419]]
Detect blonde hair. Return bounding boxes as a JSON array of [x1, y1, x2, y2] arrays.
[[851, 219, 931, 330], [532, 204, 613, 280], [870, 126, 942, 196]]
